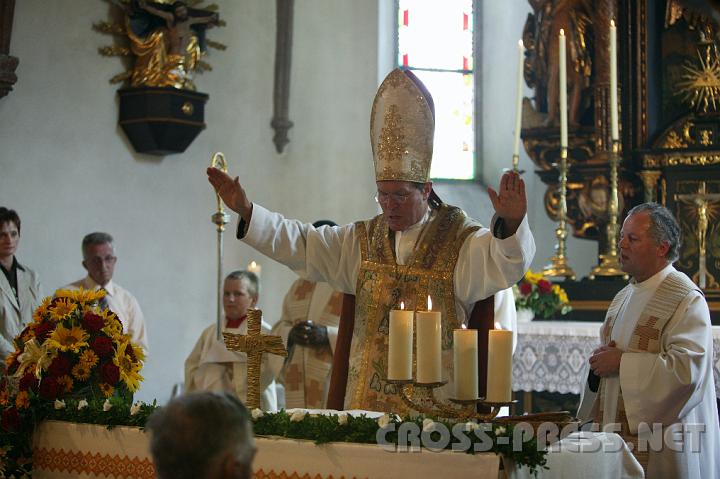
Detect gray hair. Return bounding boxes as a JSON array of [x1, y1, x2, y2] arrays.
[[626, 203, 681, 262], [82, 232, 114, 256], [147, 392, 255, 479], [226, 270, 259, 301]]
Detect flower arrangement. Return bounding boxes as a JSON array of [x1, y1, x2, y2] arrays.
[[0, 288, 145, 476], [513, 269, 571, 319]]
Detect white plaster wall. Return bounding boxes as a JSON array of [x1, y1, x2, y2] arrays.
[[0, 0, 377, 404]]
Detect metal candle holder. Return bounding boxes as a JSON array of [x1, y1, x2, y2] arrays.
[[590, 140, 627, 279], [542, 147, 576, 280], [387, 379, 516, 421]]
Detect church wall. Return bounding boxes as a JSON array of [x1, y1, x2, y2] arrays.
[[0, 0, 378, 404]]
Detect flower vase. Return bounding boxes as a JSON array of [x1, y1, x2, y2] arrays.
[[516, 308, 534, 323]]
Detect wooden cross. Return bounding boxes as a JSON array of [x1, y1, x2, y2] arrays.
[[223, 308, 287, 409], [675, 181, 720, 289]]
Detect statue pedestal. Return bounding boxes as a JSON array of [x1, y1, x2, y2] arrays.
[[118, 87, 208, 155]]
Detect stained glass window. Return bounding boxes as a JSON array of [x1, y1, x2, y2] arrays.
[[398, 0, 475, 180]]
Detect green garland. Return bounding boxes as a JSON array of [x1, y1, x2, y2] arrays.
[[252, 410, 548, 475]]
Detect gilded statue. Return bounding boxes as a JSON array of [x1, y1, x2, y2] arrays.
[[98, 0, 224, 91], [523, 0, 593, 128]]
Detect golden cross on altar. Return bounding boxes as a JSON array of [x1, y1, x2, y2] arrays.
[[223, 308, 287, 409], [675, 181, 720, 289]]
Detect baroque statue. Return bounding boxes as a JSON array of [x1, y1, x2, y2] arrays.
[[95, 0, 225, 91]]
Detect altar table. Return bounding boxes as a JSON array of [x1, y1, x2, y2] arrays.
[[513, 321, 720, 401], [32, 420, 501, 479]]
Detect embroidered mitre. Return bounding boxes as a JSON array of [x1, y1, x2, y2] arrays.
[[370, 69, 434, 183]]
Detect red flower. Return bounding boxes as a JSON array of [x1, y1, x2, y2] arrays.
[[91, 336, 114, 358], [39, 377, 60, 400], [538, 279, 552, 294], [34, 321, 54, 341], [82, 312, 105, 333], [48, 354, 72, 377], [519, 282, 532, 296], [1, 407, 21, 432], [100, 362, 120, 385], [19, 372, 39, 392]]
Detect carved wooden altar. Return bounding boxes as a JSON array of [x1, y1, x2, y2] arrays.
[[521, 0, 720, 323]]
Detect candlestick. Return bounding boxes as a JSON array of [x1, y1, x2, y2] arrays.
[[513, 40, 525, 172], [210, 152, 231, 341], [416, 296, 442, 384], [486, 325, 513, 403], [559, 29, 568, 148], [388, 302, 414, 381], [610, 20, 619, 141], [453, 327, 478, 400]]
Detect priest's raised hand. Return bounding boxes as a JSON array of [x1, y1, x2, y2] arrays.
[[207, 167, 253, 222], [487, 171, 527, 237]]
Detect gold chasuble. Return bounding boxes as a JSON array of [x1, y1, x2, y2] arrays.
[[345, 204, 480, 413]]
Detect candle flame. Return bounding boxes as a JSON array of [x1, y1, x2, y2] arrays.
[[400, 301, 405, 310], [494, 322, 502, 330], [462, 323, 467, 330], [249, 261, 257, 269], [427, 295, 432, 311], [559, 28, 565, 36], [611, 19, 615, 28], [518, 39, 524, 48]]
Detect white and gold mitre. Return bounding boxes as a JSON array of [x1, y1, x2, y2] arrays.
[[370, 68, 434, 183]]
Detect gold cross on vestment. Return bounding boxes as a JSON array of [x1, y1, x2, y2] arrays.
[[223, 308, 287, 409]]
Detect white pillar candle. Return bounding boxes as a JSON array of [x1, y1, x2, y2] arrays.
[[486, 324, 513, 402], [388, 302, 414, 381], [453, 327, 478, 400], [416, 296, 442, 384], [610, 19, 619, 141], [513, 40, 526, 158], [559, 29, 568, 148]]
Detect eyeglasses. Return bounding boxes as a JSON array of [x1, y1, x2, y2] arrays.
[[374, 191, 413, 205], [86, 255, 117, 266]]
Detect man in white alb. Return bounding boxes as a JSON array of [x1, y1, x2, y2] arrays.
[[578, 203, 719, 478]]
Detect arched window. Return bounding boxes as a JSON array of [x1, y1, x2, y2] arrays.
[[397, 0, 477, 180]]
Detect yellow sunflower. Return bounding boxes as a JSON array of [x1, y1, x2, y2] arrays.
[[47, 325, 89, 353], [49, 298, 78, 322], [524, 269, 544, 285], [100, 311, 123, 337], [0, 390, 9, 406], [114, 342, 143, 392], [98, 383, 114, 398], [57, 287, 105, 305], [71, 362, 92, 381], [56, 375, 74, 394], [5, 349, 20, 368], [15, 390, 30, 409], [33, 296, 53, 322], [80, 349, 99, 368]]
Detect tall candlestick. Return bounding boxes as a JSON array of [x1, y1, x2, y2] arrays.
[[416, 296, 442, 384], [610, 20, 619, 141], [486, 324, 513, 402], [388, 302, 414, 381], [453, 327, 478, 400], [513, 40, 526, 167], [559, 29, 568, 148]]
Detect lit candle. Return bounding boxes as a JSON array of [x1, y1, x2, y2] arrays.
[[416, 296, 442, 384], [513, 40, 526, 159], [388, 302, 414, 381], [453, 325, 478, 400], [610, 19, 619, 141], [247, 261, 262, 276], [559, 29, 568, 149], [486, 322, 513, 402]]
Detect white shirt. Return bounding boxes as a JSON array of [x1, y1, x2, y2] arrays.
[[63, 276, 148, 353]]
